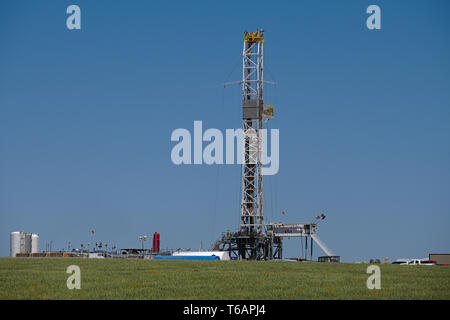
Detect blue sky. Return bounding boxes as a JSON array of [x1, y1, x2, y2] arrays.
[[1, 0, 449, 261]]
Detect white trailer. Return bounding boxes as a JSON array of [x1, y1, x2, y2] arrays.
[[172, 251, 230, 261]]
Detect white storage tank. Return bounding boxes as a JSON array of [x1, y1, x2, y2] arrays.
[[25, 233, 32, 253], [31, 234, 39, 253], [10, 231, 26, 257], [10, 232, 20, 257]]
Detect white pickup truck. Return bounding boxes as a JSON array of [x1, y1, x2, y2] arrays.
[[399, 259, 436, 265]]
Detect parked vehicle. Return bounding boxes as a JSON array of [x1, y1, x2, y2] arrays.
[[400, 259, 436, 265], [392, 259, 410, 264], [419, 260, 437, 265], [405, 259, 422, 265]]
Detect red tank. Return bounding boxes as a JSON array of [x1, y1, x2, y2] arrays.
[[152, 232, 160, 253]]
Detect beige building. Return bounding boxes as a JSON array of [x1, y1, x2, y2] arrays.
[[429, 253, 450, 265]]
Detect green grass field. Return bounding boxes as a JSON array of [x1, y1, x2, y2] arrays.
[[0, 258, 449, 299]]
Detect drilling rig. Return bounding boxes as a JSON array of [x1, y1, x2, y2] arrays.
[[213, 30, 281, 260], [214, 30, 336, 261]]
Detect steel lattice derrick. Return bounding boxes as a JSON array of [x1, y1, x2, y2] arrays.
[[216, 30, 280, 261], [240, 30, 265, 235]]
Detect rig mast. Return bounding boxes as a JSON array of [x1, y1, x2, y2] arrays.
[[241, 29, 265, 234], [214, 30, 279, 260], [214, 30, 336, 261]]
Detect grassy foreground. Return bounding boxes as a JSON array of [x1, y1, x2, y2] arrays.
[[0, 258, 449, 299]]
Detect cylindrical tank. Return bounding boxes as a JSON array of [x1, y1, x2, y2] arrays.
[[152, 232, 160, 253], [31, 234, 39, 253], [25, 233, 32, 253], [10, 232, 20, 257]]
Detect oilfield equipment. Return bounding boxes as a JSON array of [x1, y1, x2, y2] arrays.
[[8, 31, 337, 262], [10, 231, 39, 257], [9, 229, 163, 259], [214, 30, 337, 261]]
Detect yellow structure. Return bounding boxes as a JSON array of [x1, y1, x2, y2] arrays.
[[263, 104, 274, 119], [244, 30, 264, 43]]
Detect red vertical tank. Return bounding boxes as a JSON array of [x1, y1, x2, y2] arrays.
[[152, 232, 160, 253]]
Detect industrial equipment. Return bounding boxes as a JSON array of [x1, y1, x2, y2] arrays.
[[214, 30, 336, 261]]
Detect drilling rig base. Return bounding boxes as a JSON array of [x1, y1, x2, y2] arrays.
[[213, 230, 282, 261]]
